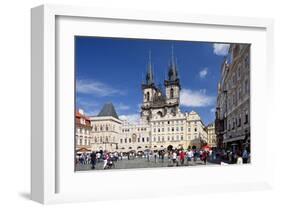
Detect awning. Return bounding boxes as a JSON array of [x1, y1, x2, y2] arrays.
[[223, 135, 245, 143], [76, 147, 92, 153]]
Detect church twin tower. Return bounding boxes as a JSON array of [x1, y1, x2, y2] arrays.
[[141, 48, 182, 122]]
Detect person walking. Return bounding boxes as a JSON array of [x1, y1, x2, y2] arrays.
[[242, 149, 248, 164], [154, 151, 157, 163], [161, 151, 165, 163], [237, 154, 243, 165], [179, 150, 185, 166], [186, 149, 193, 166], [168, 152, 171, 165], [103, 153, 109, 169], [172, 151, 177, 166], [193, 150, 197, 163], [96, 152, 101, 163], [90, 151, 97, 169], [202, 150, 208, 165]]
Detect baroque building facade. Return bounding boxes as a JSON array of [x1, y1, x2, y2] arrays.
[[215, 43, 250, 150], [206, 123, 217, 148], [75, 109, 93, 153], [82, 51, 213, 153]]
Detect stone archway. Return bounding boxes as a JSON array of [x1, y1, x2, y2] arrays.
[[167, 145, 173, 151]]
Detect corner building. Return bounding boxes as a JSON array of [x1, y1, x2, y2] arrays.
[[89, 51, 209, 152], [215, 43, 250, 150]]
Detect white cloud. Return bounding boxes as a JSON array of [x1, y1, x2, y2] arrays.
[[199, 68, 208, 79], [210, 108, 216, 113], [119, 114, 140, 124], [76, 79, 125, 96], [213, 43, 230, 56], [180, 89, 215, 107], [116, 103, 130, 111]]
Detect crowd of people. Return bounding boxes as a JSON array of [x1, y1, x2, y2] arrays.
[[75, 147, 251, 170], [215, 148, 251, 165], [76, 150, 120, 169]]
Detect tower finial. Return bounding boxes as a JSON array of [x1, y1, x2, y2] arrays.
[[171, 44, 175, 68], [149, 50, 152, 65]]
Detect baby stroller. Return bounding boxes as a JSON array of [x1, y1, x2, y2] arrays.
[[105, 158, 115, 169]]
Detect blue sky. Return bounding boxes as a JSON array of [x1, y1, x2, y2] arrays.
[[75, 36, 230, 125]]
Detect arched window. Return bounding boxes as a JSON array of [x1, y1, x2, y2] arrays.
[[170, 88, 174, 98], [157, 111, 163, 117], [146, 92, 150, 101]]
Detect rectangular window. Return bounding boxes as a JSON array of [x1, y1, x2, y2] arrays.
[[245, 113, 249, 124], [142, 137, 145, 142], [244, 79, 249, 94], [238, 67, 241, 79], [238, 117, 241, 127]]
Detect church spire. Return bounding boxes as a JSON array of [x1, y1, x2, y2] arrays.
[[168, 45, 178, 81], [146, 50, 154, 85]]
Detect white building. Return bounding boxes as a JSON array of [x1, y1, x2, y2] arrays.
[[87, 50, 208, 152]]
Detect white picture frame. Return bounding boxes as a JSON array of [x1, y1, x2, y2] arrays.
[[31, 4, 274, 204]]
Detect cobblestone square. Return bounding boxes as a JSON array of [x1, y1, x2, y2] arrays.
[[75, 156, 217, 171]]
